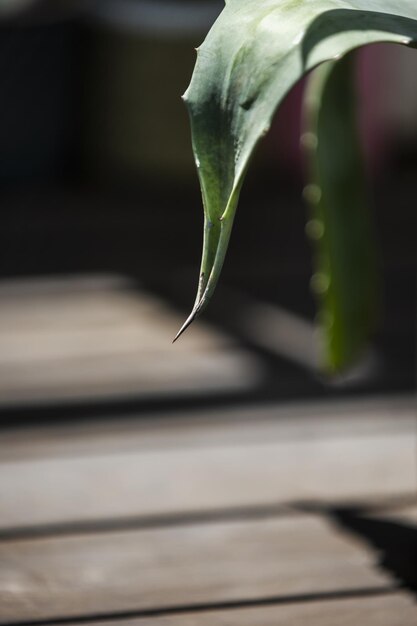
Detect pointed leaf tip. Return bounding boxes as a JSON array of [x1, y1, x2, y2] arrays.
[[172, 309, 198, 343]]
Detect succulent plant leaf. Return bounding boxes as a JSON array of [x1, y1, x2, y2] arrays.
[[177, 0, 417, 368]]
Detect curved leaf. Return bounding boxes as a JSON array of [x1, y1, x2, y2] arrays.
[[174, 0, 417, 350]]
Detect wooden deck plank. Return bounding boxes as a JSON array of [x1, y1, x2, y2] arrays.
[[0, 276, 260, 406], [0, 514, 395, 623], [1, 396, 414, 623], [0, 401, 414, 530], [60, 594, 417, 626], [1, 395, 414, 462]]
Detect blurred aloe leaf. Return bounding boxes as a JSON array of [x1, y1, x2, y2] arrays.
[[175, 0, 417, 370], [303, 54, 378, 372]]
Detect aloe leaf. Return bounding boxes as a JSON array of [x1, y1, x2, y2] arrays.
[[174, 0, 417, 360], [303, 54, 378, 372]]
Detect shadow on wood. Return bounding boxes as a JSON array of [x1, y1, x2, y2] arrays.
[[297, 502, 417, 595]]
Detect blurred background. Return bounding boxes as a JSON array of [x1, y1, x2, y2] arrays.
[[0, 0, 415, 419], [0, 3, 416, 623]]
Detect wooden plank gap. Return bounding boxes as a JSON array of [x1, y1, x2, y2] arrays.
[[0, 585, 400, 626], [0, 494, 416, 544], [0, 503, 295, 543]]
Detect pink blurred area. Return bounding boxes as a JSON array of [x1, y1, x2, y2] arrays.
[[264, 44, 417, 178]]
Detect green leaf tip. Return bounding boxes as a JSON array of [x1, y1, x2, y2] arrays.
[[172, 310, 197, 343]]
